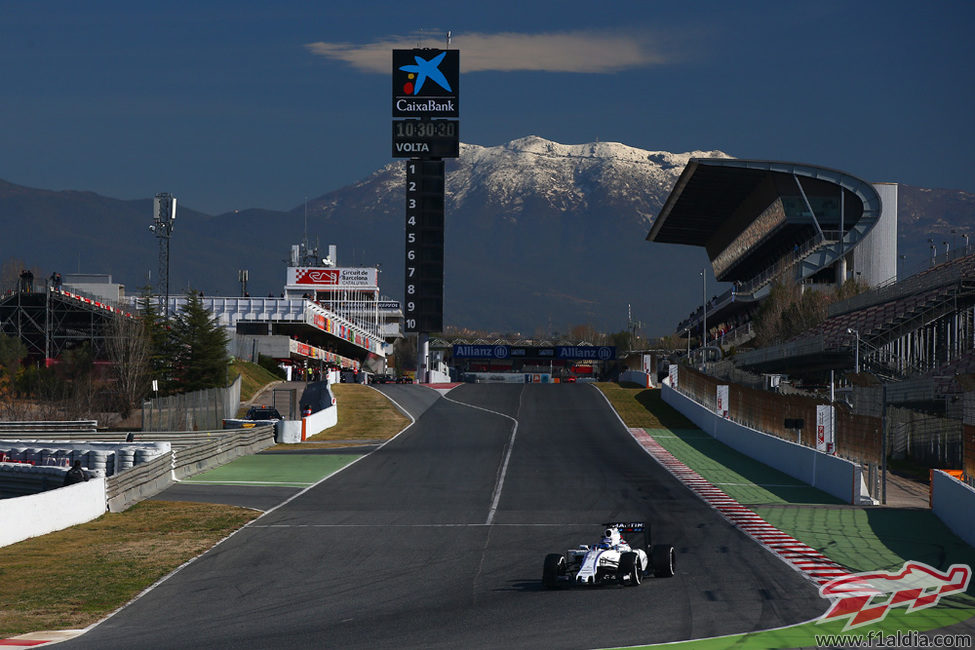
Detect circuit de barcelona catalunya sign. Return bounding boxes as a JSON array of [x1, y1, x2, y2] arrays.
[[453, 345, 616, 361]]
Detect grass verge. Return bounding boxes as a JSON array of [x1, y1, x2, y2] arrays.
[[0, 500, 260, 637], [595, 381, 975, 646], [595, 382, 694, 429], [230, 359, 283, 407], [297, 384, 410, 448]]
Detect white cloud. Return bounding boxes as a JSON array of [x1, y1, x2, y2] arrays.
[[304, 31, 670, 74]]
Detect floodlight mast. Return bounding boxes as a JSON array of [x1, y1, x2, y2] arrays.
[[151, 193, 177, 320]]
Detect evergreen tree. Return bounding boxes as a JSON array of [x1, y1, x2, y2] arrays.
[[170, 291, 230, 391], [137, 286, 175, 392]]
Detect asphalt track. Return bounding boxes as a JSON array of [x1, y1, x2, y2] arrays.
[[60, 384, 827, 649]]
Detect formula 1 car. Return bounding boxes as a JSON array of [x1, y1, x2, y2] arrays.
[[542, 522, 676, 588]]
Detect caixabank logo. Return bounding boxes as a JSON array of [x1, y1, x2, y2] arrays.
[[392, 49, 459, 118]]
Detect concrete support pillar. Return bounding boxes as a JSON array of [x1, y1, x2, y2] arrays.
[[835, 257, 847, 288]]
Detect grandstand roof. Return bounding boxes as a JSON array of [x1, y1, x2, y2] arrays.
[[647, 159, 883, 287]]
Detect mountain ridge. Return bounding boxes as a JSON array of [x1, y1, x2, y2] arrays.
[[2, 136, 973, 334]]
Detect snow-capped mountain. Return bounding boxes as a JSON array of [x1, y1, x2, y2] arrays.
[[304, 136, 731, 333], [3, 136, 970, 335]]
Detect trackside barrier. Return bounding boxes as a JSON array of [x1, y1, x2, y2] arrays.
[[0, 426, 277, 538], [0, 476, 106, 548], [0, 420, 97, 434], [661, 377, 874, 505], [620, 370, 653, 388], [931, 470, 975, 548], [300, 404, 338, 443]]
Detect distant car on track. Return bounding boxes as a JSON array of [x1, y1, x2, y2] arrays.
[[542, 522, 675, 588], [245, 405, 282, 421]]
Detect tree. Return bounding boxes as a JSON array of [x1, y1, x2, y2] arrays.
[[137, 286, 175, 391], [0, 334, 27, 380], [753, 279, 834, 347], [107, 313, 152, 418], [169, 291, 230, 392]]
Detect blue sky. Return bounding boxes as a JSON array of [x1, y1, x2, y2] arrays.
[[2, 0, 973, 217]]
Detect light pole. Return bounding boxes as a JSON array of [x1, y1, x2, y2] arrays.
[[847, 327, 860, 374], [238, 269, 249, 296], [700, 268, 707, 350], [928, 238, 936, 266], [151, 193, 177, 321]]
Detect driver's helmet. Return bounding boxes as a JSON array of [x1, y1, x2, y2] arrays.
[[599, 527, 621, 548]]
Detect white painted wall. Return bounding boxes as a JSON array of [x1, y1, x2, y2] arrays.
[[620, 370, 653, 388], [662, 378, 874, 505], [0, 477, 106, 548], [931, 470, 975, 548]]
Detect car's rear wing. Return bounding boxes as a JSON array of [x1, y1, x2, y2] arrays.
[[603, 521, 650, 551]]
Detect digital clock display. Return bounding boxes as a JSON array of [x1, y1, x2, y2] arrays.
[[392, 119, 459, 158]]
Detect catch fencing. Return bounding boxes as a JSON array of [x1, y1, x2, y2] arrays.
[[675, 364, 974, 497], [675, 365, 884, 500], [142, 376, 241, 431]]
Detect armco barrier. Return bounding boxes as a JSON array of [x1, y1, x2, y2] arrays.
[[662, 378, 874, 505], [0, 425, 277, 544], [931, 470, 975, 548], [105, 452, 175, 512], [172, 425, 274, 480], [0, 477, 106, 548]]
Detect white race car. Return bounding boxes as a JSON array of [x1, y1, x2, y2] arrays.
[[542, 522, 676, 588]]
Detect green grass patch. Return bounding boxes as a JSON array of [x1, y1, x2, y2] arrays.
[[230, 359, 283, 406], [596, 381, 975, 645], [595, 383, 695, 429], [753, 506, 975, 590], [183, 453, 361, 487], [647, 427, 843, 505], [297, 384, 410, 448], [618, 600, 975, 649], [0, 501, 259, 637]]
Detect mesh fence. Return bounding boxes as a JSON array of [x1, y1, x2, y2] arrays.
[[142, 376, 242, 432], [676, 365, 974, 481], [677, 366, 882, 469]]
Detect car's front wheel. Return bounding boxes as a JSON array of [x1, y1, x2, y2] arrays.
[[542, 553, 566, 589], [617, 551, 641, 586]]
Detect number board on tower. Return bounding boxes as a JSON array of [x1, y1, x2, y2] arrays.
[[404, 159, 445, 333]]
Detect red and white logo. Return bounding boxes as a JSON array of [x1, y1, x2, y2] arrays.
[[295, 269, 340, 285], [818, 561, 971, 630]]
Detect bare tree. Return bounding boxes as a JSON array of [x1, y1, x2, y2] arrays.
[[107, 314, 152, 418]]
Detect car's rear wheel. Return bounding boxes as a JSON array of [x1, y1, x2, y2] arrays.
[[617, 551, 641, 586], [542, 553, 566, 589], [652, 545, 676, 578]]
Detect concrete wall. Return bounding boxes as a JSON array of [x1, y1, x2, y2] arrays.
[[662, 378, 874, 505], [620, 370, 653, 388], [931, 470, 975, 548], [303, 404, 338, 440], [0, 477, 106, 548]]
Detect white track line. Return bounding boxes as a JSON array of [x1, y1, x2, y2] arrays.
[[441, 386, 524, 526], [73, 386, 420, 639]]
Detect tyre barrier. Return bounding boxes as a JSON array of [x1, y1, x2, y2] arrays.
[[0, 441, 169, 500], [0, 463, 105, 499]]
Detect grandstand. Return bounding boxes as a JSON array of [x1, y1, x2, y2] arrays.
[[647, 158, 895, 345], [736, 248, 975, 385], [0, 283, 134, 363]]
